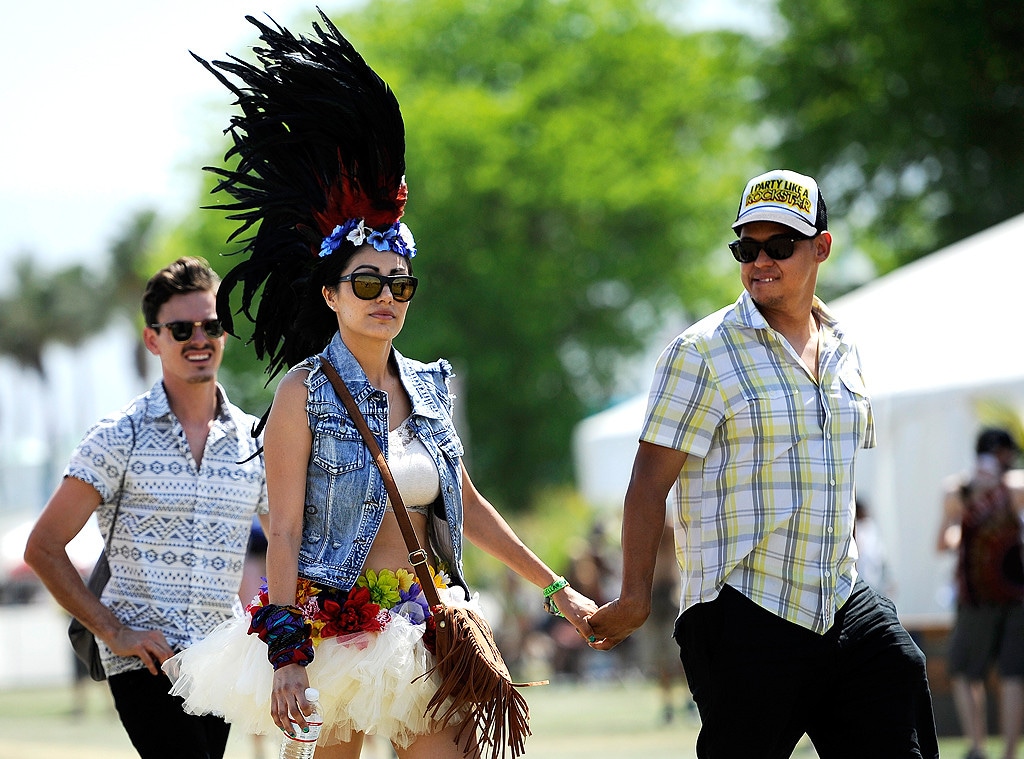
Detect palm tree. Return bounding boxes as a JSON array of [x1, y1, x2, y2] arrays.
[[101, 209, 159, 380], [0, 209, 158, 494]]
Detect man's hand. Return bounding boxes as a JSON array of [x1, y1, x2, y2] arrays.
[[586, 596, 651, 651], [108, 627, 175, 675]]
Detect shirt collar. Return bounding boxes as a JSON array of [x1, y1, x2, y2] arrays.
[[730, 291, 840, 335], [144, 380, 233, 427]]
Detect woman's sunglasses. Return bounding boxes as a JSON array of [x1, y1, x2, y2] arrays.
[[728, 233, 814, 264], [339, 273, 418, 302], [149, 319, 226, 342]]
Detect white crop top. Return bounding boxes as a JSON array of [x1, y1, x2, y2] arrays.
[[388, 418, 442, 513]]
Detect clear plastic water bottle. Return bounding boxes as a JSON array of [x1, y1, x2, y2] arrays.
[[279, 687, 323, 759]]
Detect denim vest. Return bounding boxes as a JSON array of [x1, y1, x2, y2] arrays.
[[296, 333, 467, 593]]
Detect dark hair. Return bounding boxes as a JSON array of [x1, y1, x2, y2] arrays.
[[142, 256, 220, 326], [976, 427, 1019, 456]]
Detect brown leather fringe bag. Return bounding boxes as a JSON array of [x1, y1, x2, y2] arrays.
[[320, 359, 544, 758]]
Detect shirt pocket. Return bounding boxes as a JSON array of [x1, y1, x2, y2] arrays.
[[730, 382, 807, 462], [837, 360, 872, 445]]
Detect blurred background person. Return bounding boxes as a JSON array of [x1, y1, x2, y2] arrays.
[[937, 427, 1024, 759]]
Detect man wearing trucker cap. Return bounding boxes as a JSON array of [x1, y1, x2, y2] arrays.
[[586, 170, 940, 758]]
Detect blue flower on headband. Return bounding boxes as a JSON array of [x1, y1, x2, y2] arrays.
[[367, 226, 397, 251], [319, 219, 416, 258]]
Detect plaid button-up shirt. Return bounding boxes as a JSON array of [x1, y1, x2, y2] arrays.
[[642, 291, 875, 633]]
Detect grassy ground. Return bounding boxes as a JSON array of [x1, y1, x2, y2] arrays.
[[0, 678, 997, 758]]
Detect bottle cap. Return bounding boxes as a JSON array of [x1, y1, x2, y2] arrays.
[[304, 687, 319, 701]]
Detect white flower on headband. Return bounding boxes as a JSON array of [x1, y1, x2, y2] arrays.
[[345, 220, 368, 247]]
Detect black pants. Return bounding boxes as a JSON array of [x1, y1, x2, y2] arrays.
[[108, 669, 230, 759], [674, 581, 939, 759]]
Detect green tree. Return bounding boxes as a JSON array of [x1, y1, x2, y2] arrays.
[[159, 168, 279, 417], [105, 209, 161, 379], [0, 259, 108, 374], [180, 0, 761, 505], [760, 0, 1024, 271]]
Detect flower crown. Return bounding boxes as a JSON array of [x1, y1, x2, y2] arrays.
[[319, 219, 417, 259]]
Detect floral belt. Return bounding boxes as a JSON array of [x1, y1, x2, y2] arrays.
[[246, 566, 450, 647]]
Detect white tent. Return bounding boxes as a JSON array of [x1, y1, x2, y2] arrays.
[[573, 212, 1024, 623]]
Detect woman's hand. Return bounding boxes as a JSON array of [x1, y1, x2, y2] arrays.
[[271, 663, 312, 735], [550, 585, 600, 640]]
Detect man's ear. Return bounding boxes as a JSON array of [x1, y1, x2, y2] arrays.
[[142, 326, 161, 356], [815, 231, 833, 262]]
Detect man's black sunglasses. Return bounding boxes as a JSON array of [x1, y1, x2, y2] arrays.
[[339, 273, 418, 302], [149, 319, 226, 342], [729, 233, 815, 264]]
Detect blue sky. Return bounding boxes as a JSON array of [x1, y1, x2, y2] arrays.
[[0, 1, 347, 286]]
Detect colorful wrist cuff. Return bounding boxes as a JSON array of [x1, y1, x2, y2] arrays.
[[248, 603, 315, 669]]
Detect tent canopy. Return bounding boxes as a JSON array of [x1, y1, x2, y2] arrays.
[[833, 213, 1024, 398]]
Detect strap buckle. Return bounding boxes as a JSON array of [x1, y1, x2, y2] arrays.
[[408, 549, 430, 567]]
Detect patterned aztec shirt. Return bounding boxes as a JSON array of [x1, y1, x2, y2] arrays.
[[642, 292, 875, 634], [66, 380, 268, 676]]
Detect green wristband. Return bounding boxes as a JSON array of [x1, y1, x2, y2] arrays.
[[543, 576, 569, 617], [542, 576, 569, 598]]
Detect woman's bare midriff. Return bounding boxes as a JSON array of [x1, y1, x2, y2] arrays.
[[362, 508, 435, 575]]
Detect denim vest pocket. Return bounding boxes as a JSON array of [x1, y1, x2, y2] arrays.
[[426, 424, 465, 462], [311, 416, 365, 475]]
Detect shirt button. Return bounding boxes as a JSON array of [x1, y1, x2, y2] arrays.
[[830, 479, 836, 485], [827, 526, 833, 534]]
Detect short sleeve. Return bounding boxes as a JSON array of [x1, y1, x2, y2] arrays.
[[64, 412, 136, 505], [640, 336, 725, 459]]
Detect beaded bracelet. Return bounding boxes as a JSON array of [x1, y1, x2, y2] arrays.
[[543, 576, 569, 618]]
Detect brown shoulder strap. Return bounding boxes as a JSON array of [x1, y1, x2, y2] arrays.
[[317, 356, 443, 608]]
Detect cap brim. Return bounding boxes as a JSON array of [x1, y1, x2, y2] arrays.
[[732, 209, 818, 237]]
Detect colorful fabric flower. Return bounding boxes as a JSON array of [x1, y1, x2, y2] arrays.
[[358, 569, 402, 608], [318, 218, 416, 258], [247, 568, 448, 646], [430, 564, 452, 588]]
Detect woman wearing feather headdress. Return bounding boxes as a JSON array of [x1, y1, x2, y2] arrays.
[[162, 12, 598, 759]]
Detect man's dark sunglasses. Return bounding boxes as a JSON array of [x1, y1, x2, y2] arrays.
[[149, 319, 226, 342], [729, 233, 815, 264], [339, 273, 418, 302]]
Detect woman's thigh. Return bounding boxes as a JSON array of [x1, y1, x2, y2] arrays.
[[392, 721, 478, 759], [313, 733, 363, 759]]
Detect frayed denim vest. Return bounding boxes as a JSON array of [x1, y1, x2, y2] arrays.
[[296, 333, 467, 593]]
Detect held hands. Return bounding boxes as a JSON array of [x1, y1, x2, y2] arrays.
[[582, 596, 650, 651], [548, 585, 600, 635], [272, 663, 314, 735]]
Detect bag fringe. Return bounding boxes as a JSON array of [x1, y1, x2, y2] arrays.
[[422, 606, 546, 759]]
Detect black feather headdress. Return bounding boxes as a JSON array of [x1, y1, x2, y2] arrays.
[[195, 9, 414, 379]]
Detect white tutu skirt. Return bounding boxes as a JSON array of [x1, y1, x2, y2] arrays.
[[164, 587, 476, 748]]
